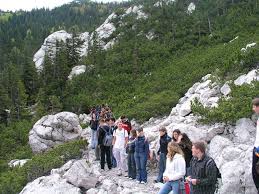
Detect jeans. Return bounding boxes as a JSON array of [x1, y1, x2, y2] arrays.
[[91, 129, 98, 149], [95, 145, 100, 160], [110, 146, 117, 168], [113, 148, 127, 171], [156, 152, 166, 182], [100, 145, 112, 169], [252, 147, 259, 191], [134, 152, 147, 182], [158, 180, 181, 194], [128, 152, 136, 179]]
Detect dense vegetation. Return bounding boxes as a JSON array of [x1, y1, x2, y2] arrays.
[[0, 139, 87, 193], [1, 0, 259, 192]]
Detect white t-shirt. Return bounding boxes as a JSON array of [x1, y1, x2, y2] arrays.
[[255, 119, 259, 147], [113, 128, 128, 149]]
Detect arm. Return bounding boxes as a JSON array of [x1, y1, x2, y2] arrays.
[[145, 138, 150, 157], [167, 157, 186, 181], [124, 130, 129, 147], [112, 131, 116, 145]]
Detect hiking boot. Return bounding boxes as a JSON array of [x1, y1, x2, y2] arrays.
[[140, 181, 147, 184]]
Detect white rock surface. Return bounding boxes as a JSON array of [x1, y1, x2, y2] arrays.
[[68, 65, 86, 80], [187, 2, 196, 14], [220, 83, 231, 96], [124, 5, 148, 20], [20, 174, 81, 194], [241, 42, 256, 52], [234, 69, 259, 86], [33, 31, 90, 71], [8, 159, 31, 168], [29, 112, 82, 153]]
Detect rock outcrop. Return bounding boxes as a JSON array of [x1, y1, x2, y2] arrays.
[[29, 112, 82, 153]]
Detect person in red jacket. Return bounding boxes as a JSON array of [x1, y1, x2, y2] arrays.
[[120, 115, 132, 135]]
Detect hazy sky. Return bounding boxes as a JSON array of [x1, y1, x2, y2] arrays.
[[0, 0, 127, 11]]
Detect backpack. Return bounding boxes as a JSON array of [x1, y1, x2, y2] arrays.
[[206, 157, 221, 179], [102, 126, 113, 146]]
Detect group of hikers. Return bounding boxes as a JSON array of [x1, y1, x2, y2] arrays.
[[89, 98, 259, 194]]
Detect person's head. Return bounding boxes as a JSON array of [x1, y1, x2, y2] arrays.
[[130, 129, 137, 138], [192, 141, 206, 158], [120, 115, 127, 123], [167, 142, 184, 161], [99, 118, 105, 126], [105, 118, 110, 124], [172, 129, 181, 142], [159, 127, 167, 137], [109, 117, 116, 126], [178, 133, 192, 149], [252, 98, 259, 114], [136, 127, 144, 137]]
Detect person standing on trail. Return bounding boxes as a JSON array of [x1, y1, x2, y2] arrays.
[[134, 128, 149, 184], [113, 122, 128, 176], [252, 98, 259, 193], [155, 127, 171, 183], [97, 118, 112, 171]]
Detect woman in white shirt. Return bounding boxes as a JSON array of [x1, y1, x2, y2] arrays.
[[158, 142, 186, 194]]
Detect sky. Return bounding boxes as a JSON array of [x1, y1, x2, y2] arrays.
[[0, 0, 126, 12]]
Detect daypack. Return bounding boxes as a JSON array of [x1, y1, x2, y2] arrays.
[[102, 126, 113, 146], [206, 157, 221, 179]]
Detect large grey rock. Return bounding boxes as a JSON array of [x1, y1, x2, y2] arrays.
[[19, 174, 81, 194], [233, 118, 255, 144], [220, 83, 231, 96], [63, 160, 98, 190], [29, 112, 82, 153]]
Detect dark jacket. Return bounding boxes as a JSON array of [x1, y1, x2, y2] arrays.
[[126, 137, 136, 153], [97, 125, 111, 146], [157, 133, 171, 155], [179, 143, 192, 168], [190, 154, 218, 194], [134, 136, 149, 156]]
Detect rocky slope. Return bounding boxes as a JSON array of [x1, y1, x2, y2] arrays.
[[16, 68, 259, 194]]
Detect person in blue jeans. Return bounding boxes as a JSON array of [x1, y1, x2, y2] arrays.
[[155, 127, 171, 183], [134, 127, 149, 184], [158, 142, 186, 194], [126, 129, 137, 179]]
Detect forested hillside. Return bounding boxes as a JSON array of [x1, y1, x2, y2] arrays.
[[1, 0, 259, 191]]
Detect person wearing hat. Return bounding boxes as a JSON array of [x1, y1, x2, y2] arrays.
[[252, 98, 259, 193], [134, 127, 149, 184]]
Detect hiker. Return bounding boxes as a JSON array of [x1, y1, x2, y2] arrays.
[[109, 117, 117, 168], [158, 142, 186, 194], [134, 127, 149, 184], [97, 118, 112, 171], [126, 129, 137, 179], [155, 127, 172, 183], [172, 129, 181, 142], [252, 98, 259, 193], [120, 115, 132, 135], [113, 122, 129, 176], [90, 109, 98, 149], [177, 133, 193, 174], [186, 141, 218, 194]]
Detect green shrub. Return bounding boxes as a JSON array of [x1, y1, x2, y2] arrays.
[[0, 139, 88, 193], [192, 82, 259, 124]]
